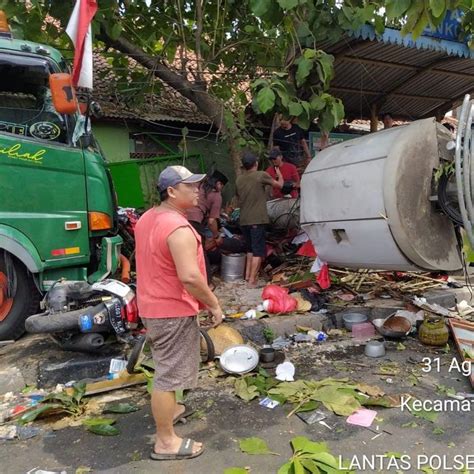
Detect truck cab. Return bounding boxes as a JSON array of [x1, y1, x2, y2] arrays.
[[0, 13, 122, 340]]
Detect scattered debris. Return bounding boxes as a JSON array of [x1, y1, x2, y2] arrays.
[[296, 409, 327, 425], [448, 318, 474, 387], [346, 408, 377, 428], [275, 362, 295, 382]]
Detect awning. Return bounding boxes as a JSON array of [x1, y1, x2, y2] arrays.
[[319, 11, 474, 122]]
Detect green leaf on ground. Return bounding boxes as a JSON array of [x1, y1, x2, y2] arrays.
[[18, 403, 63, 424], [104, 403, 139, 414], [72, 381, 86, 404], [82, 417, 116, 427], [234, 378, 259, 402], [402, 421, 419, 428], [295, 400, 319, 413], [224, 468, 248, 474], [408, 400, 439, 423], [435, 384, 456, 397], [86, 423, 120, 436], [277, 462, 294, 474], [397, 342, 406, 351], [291, 437, 328, 455], [239, 437, 278, 455], [75, 467, 92, 474], [385, 452, 403, 459], [21, 385, 37, 394], [412, 408, 439, 423], [433, 427, 444, 435], [448, 442, 456, 448]]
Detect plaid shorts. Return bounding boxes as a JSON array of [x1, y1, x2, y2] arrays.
[[142, 316, 200, 392]]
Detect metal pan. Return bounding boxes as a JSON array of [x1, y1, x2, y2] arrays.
[[219, 344, 259, 374]]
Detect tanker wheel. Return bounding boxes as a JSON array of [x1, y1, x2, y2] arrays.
[[0, 254, 41, 341]]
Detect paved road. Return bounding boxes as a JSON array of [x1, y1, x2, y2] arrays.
[[1, 337, 473, 474]]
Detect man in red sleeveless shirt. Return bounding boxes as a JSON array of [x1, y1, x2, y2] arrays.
[[135, 165, 223, 461]]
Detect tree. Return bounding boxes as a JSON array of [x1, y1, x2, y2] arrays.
[[3, 0, 473, 172]]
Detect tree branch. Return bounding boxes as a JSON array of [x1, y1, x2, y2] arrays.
[[98, 30, 222, 125], [195, 0, 204, 82]]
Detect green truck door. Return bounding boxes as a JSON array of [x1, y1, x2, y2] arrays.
[[0, 133, 90, 264]]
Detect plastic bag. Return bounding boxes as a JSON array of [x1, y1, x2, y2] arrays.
[[317, 263, 331, 290], [261, 285, 297, 314]]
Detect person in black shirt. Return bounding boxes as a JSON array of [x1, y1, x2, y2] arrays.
[[272, 116, 312, 174]]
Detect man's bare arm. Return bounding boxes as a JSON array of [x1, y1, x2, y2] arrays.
[[168, 226, 222, 325]]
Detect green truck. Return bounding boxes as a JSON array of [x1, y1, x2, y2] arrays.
[[0, 14, 122, 340]]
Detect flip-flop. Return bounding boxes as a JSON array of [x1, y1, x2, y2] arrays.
[[150, 438, 205, 461], [173, 405, 195, 425]]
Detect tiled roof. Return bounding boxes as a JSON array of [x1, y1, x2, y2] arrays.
[[89, 53, 211, 125]]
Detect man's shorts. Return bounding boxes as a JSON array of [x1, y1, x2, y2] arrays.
[[241, 224, 266, 257], [142, 316, 200, 392]]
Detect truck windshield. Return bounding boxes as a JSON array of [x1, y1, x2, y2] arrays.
[[0, 53, 73, 144]]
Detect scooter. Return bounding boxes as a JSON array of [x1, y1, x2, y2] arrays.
[[25, 279, 140, 352]]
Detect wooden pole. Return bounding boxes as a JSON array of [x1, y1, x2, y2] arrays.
[[370, 103, 379, 133]]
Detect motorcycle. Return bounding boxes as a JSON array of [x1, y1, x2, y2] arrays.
[[24, 278, 216, 369], [25, 279, 140, 353]]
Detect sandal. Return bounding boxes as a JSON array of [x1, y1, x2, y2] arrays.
[[150, 438, 204, 461]]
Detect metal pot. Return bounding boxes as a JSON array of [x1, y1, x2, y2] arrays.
[[343, 313, 368, 331], [365, 341, 386, 358]]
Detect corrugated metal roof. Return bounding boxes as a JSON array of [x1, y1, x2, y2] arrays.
[[321, 26, 474, 121]]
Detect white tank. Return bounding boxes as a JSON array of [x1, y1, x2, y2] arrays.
[[300, 118, 462, 271]]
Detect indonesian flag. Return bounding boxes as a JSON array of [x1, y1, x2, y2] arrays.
[[66, 0, 98, 89]]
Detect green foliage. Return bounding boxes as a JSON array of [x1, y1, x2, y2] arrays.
[[5, 0, 472, 159], [18, 382, 87, 424], [239, 436, 278, 455], [277, 436, 353, 473], [263, 327, 276, 343]]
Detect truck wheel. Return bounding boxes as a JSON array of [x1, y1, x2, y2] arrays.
[[0, 255, 41, 341]]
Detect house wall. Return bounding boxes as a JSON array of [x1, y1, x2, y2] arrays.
[[92, 122, 131, 163], [93, 120, 237, 206]]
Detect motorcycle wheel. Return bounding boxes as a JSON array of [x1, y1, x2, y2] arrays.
[[126, 334, 146, 374], [199, 329, 215, 363]]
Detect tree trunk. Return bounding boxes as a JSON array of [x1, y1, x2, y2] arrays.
[[99, 32, 242, 175]]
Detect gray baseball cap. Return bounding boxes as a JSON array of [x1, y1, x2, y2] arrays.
[[157, 165, 206, 192]]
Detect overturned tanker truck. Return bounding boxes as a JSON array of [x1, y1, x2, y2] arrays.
[[301, 95, 474, 272]]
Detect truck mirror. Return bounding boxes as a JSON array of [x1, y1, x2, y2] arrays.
[[49, 73, 78, 115]]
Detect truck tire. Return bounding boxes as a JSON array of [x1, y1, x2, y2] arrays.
[[0, 254, 41, 340]]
